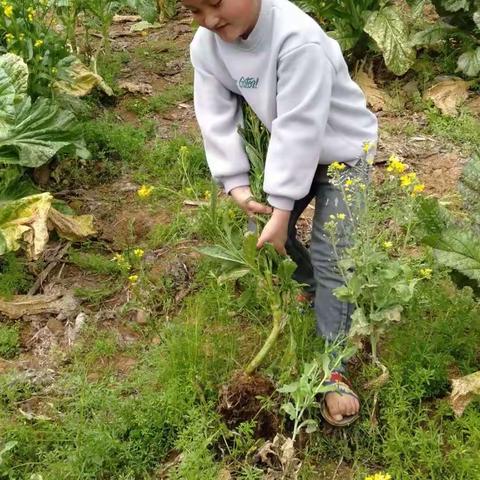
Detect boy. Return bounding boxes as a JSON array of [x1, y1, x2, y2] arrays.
[[184, 0, 378, 426]]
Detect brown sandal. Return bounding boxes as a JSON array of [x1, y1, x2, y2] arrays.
[[319, 372, 360, 427]]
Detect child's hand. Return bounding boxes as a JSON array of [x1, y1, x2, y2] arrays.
[[230, 186, 273, 216], [257, 209, 291, 255]]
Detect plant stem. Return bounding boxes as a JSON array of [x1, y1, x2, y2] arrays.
[[245, 303, 283, 375]]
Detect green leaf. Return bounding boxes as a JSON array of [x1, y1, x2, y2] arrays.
[[441, 0, 469, 12], [0, 53, 28, 127], [301, 418, 318, 434], [457, 48, 480, 78], [199, 245, 245, 266], [411, 23, 454, 46], [425, 229, 480, 283], [364, 6, 416, 76], [242, 231, 258, 266], [0, 97, 87, 167], [349, 308, 371, 337], [474, 10, 480, 29], [459, 154, 480, 226], [217, 268, 250, 284], [280, 401, 297, 420], [126, 0, 158, 23]]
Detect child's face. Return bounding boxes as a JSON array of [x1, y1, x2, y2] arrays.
[[182, 0, 260, 43]]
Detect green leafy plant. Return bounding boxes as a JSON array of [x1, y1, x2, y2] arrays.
[[416, 154, 480, 290], [0, 53, 87, 168], [278, 345, 354, 441], [327, 155, 428, 363], [0, 0, 72, 97], [201, 230, 300, 374], [294, 0, 419, 75], [413, 0, 480, 77]]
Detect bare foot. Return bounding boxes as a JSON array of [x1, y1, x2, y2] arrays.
[[325, 390, 360, 422]]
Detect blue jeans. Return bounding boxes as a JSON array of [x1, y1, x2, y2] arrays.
[[286, 158, 370, 341]]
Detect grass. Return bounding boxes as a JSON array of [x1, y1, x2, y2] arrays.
[[0, 325, 20, 359], [125, 83, 193, 117], [0, 253, 33, 299], [425, 106, 480, 152]]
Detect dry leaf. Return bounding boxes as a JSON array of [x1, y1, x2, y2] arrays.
[[48, 208, 96, 241], [424, 78, 469, 116], [113, 14, 141, 23], [450, 371, 480, 417], [217, 468, 232, 480], [256, 434, 301, 480], [118, 80, 153, 95], [354, 69, 393, 112]]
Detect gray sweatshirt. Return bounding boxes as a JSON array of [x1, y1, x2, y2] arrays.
[[190, 0, 378, 211]]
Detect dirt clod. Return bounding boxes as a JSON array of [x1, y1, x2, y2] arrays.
[[218, 371, 278, 439]]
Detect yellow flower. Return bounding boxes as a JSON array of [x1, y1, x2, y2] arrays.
[[363, 142, 372, 153], [345, 179, 353, 187], [420, 268, 432, 279], [179, 145, 189, 155], [329, 161, 346, 172], [364, 473, 392, 480], [133, 248, 144, 258], [228, 208, 236, 219], [386, 155, 407, 174], [137, 185, 154, 198], [5, 33, 14, 42], [19, 33, 25, 40], [400, 172, 417, 188], [336, 213, 346, 220], [34, 39, 44, 48], [382, 241, 393, 249], [204, 190, 211, 200], [51, 67, 58, 75], [412, 183, 425, 195], [4, 4, 13, 17], [128, 274, 139, 284]]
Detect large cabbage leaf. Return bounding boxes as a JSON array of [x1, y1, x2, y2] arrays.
[[364, 6, 416, 76], [0, 53, 88, 168]]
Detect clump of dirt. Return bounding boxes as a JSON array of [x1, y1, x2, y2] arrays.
[[218, 371, 279, 439]]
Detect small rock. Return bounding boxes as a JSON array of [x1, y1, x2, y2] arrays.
[[136, 309, 149, 325]]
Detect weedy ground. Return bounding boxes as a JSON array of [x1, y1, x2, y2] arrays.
[[0, 11, 479, 480]]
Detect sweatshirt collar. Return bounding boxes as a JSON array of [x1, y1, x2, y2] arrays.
[[232, 0, 271, 51]]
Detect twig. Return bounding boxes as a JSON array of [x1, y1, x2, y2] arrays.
[[28, 242, 72, 295], [332, 456, 344, 480]]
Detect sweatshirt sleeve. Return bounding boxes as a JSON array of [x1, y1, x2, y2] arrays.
[[264, 43, 334, 211], [191, 52, 250, 194]]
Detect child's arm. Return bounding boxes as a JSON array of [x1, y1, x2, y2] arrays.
[[192, 62, 252, 196], [263, 43, 335, 212]]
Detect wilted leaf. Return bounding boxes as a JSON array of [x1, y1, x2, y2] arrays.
[[256, 434, 301, 480], [424, 78, 469, 116], [54, 58, 113, 97], [0, 192, 52, 259], [48, 207, 96, 241], [364, 6, 415, 76], [450, 371, 480, 417], [354, 69, 394, 112]]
